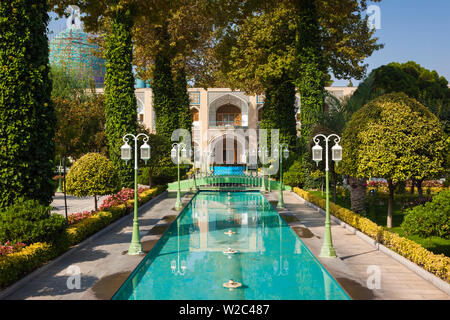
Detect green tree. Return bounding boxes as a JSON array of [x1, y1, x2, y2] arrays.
[[54, 94, 107, 161], [50, 65, 89, 101], [0, 0, 55, 208], [354, 61, 450, 134], [103, 7, 137, 188], [338, 93, 448, 228], [174, 64, 193, 133], [65, 153, 120, 211]]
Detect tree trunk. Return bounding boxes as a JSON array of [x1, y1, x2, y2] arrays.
[[149, 168, 153, 189], [94, 195, 98, 211], [333, 170, 337, 204], [349, 176, 366, 213], [63, 156, 68, 223], [416, 178, 424, 198], [410, 179, 415, 194], [387, 179, 394, 228]]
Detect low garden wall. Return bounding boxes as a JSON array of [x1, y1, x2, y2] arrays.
[[0, 185, 167, 288], [293, 187, 450, 283]]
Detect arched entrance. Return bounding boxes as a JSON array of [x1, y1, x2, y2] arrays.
[[209, 133, 246, 165]]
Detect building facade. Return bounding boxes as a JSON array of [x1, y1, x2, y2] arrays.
[[117, 87, 357, 170]]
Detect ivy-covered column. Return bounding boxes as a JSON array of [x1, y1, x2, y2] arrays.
[[104, 8, 137, 188], [174, 65, 193, 133], [0, 0, 55, 208], [294, 0, 326, 146]]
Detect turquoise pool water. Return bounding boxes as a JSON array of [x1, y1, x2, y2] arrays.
[[112, 191, 350, 300]]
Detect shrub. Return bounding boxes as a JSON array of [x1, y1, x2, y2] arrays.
[[0, 242, 59, 288], [0, 242, 26, 256], [283, 159, 305, 188], [67, 211, 95, 225], [99, 187, 148, 211], [401, 189, 450, 239], [0, 199, 67, 245], [66, 153, 120, 210], [142, 166, 178, 186]]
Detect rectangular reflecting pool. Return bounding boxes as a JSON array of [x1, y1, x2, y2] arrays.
[[112, 191, 350, 300]]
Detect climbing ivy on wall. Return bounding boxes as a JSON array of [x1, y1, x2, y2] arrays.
[[0, 0, 56, 208], [104, 8, 137, 188]]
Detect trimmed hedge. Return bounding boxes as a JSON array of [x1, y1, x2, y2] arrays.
[[0, 242, 59, 288], [293, 187, 450, 283], [0, 185, 166, 289]]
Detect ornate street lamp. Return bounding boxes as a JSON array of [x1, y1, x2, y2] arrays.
[[312, 134, 342, 258], [172, 142, 189, 211], [273, 143, 289, 208], [121, 133, 150, 255]]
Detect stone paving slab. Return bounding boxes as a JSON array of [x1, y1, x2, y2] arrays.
[[1, 192, 193, 300], [274, 190, 449, 300]]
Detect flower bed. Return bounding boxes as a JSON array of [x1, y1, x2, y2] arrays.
[[293, 187, 450, 283], [0, 242, 26, 256], [0, 185, 167, 289]]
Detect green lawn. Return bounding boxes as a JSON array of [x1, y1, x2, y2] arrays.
[[307, 190, 450, 257]]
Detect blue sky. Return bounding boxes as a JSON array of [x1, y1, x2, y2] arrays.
[[48, 1, 450, 86], [333, 0, 450, 85]]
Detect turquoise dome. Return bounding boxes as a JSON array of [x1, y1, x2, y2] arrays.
[[49, 28, 106, 87]]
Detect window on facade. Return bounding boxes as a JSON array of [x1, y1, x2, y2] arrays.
[[216, 104, 241, 126], [139, 114, 144, 122], [191, 108, 199, 122], [258, 108, 263, 122]]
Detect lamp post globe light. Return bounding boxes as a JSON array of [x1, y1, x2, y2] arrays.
[[121, 133, 151, 255], [312, 134, 342, 258], [273, 143, 289, 208], [172, 142, 189, 211]]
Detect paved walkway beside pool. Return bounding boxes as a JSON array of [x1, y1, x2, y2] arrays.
[[272, 190, 449, 300]]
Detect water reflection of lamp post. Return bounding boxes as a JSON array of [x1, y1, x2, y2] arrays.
[[121, 133, 151, 255], [258, 147, 269, 192], [172, 142, 189, 211], [312, 134, 342, 258], [273, 216, 288, 276], [273, 143, 289, 208], [171, 219, 186, 275]]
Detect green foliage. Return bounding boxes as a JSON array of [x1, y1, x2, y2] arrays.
[[152, 48, 178, 141], [260, 74, 297, 146], [54, 94, 107, 159], [402, 189, 450, 239], [174, 65, 193, 132], [104, 8, 137, 188], [283, 159, 305, 188], [50, 65, 90, 100], [295, 0, 326, 145], [0, 0, 55, 208], [139, 166, 178, 186], [0, 199, 67, 244], [355, 61, 450, 133], [339, 93, 447, 182], [65, 153, 120, 198], [0, 242, 61, 288]]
